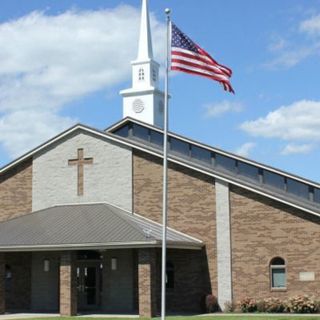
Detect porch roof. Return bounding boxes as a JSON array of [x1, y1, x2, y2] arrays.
[[0, 203, 203, 251]]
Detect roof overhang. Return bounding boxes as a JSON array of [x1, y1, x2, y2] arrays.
[[0, 203, 203, 252], [0, 241, 202, 252]]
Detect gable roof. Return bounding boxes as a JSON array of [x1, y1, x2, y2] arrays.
[[0, 117, 320, 218], [0, 203, 202, 251]]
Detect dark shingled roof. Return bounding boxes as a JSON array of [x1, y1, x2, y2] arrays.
[[0, 203, 202, 251]]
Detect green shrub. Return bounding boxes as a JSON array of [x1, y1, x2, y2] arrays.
[[263, 297, 285, 313], [239, 297, 257, 313], [205, 294, 219, 313]]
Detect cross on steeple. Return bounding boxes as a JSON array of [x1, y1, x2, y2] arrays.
[[68, 148, 93, 196]]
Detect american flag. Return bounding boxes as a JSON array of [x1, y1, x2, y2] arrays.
[[171, 23, 234, 93]]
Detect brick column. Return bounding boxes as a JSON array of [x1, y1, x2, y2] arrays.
[[60, 252, 77, 316], [138, 248, 157, 318], [0, 253, 5, 314]]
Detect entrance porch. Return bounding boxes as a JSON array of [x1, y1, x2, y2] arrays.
[[0, 204, 204, 317], [0, 248, 207, 317]]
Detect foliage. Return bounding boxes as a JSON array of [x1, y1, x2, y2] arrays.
[[236, 295, 319, 314], [258, 297, 285, 313], [224, 300, 237, 313], [238, 297, 257, 312], [284, 295, 318, 313], [205, 294, 219, 313]]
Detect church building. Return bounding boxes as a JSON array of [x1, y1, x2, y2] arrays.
[[0, 0, 319, 318]]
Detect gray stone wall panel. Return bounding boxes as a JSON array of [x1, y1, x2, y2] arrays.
[[32, 130, 132, 212], [215, 180, 232, 309]]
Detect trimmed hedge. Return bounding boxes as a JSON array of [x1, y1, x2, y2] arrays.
[[237, 295, 320, 314]]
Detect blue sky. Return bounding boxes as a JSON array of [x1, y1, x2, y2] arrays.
[[1, 0, 320, 181]]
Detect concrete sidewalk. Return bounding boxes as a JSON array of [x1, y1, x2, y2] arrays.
[[0, 314, 139, 319]]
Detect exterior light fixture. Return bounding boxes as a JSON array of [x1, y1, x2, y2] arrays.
[[44, 259, 50, 272], [111, 258, 117, 271]]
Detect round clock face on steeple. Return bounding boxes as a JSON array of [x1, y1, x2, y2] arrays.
[[132, 99, 145, 113]]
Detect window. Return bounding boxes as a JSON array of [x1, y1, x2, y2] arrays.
[[215, 154, 236, 173], [238, 161, 259, 182], [113, 125, 129, 138], [270, 257, 286, 289], [286, 178, 309, 200], [264, 170, 284, 190], [150, 130, 163, 147], [191, 145, 211, 164], [139, 68, 145, 81], [170, 138, 189, 157], [314, 187, 320, 203], [166, 261, 174, 289], [152, 69, 157, 82], [132, 124, 149, 141]]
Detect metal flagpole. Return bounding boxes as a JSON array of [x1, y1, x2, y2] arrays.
[[161, 7, 171, 320]]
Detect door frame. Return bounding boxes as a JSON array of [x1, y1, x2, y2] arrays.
[[76, 260, 102, 311]]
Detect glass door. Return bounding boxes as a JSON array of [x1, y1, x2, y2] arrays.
[[77, 263, 100, 310]]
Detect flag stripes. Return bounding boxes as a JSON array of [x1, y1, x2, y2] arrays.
[[171, 23, 234, 93]]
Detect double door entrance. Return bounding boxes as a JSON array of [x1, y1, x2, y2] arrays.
[[76, 262, 102, 311]]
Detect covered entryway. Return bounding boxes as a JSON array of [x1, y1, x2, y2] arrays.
[[0, 203, 203, 317], [76, 254, 102, 311]]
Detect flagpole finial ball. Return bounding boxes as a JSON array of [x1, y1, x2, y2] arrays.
[[165, 8, 171, 15]]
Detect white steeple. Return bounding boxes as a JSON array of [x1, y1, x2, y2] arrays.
[[120, 0, 165, 128], [137, 0, 153, 61]]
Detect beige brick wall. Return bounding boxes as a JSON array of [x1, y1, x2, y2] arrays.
[[138, 249, 157, 318], [60, 252, 77, 316], [230, 185, 320, 302], [165, 249, 208, 312], [133, 150, 216, 312], [0, 159, 32, 222]]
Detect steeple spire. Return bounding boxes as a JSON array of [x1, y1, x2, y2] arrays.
[[137, 0, 153, 61], [120, 0, 165, 128]]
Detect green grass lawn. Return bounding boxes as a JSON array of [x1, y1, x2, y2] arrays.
[[19, 315, 320, 320], [162, 316, 320, 320]]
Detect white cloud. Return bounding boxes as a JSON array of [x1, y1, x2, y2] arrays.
[[204, 100, 243, 118], [235, 142, 256, 157], [265, 13, 320, 69], [0, 7, 166, 158], [265, 47, 314, 69], [281, 143, 314, 155], [268, 36, 288, 52], [241, 100, 320, 141], [300, 14, 320, 35], [0, 110, 75, 157]]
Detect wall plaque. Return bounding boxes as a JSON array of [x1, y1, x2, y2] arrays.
[[299, 272, 315, 281]]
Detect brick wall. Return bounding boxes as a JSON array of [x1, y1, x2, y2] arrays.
[[133, 150, 216, 312], [230, 185, 320, 302], [60, 252, 77, 316], [138, 249, 157, 318], [5, 253, 32, 311], [0, 159, 32, 222], [165, 249, 207, 313]]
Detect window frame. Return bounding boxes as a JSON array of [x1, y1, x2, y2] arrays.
[[269, 257, 287, 291]]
